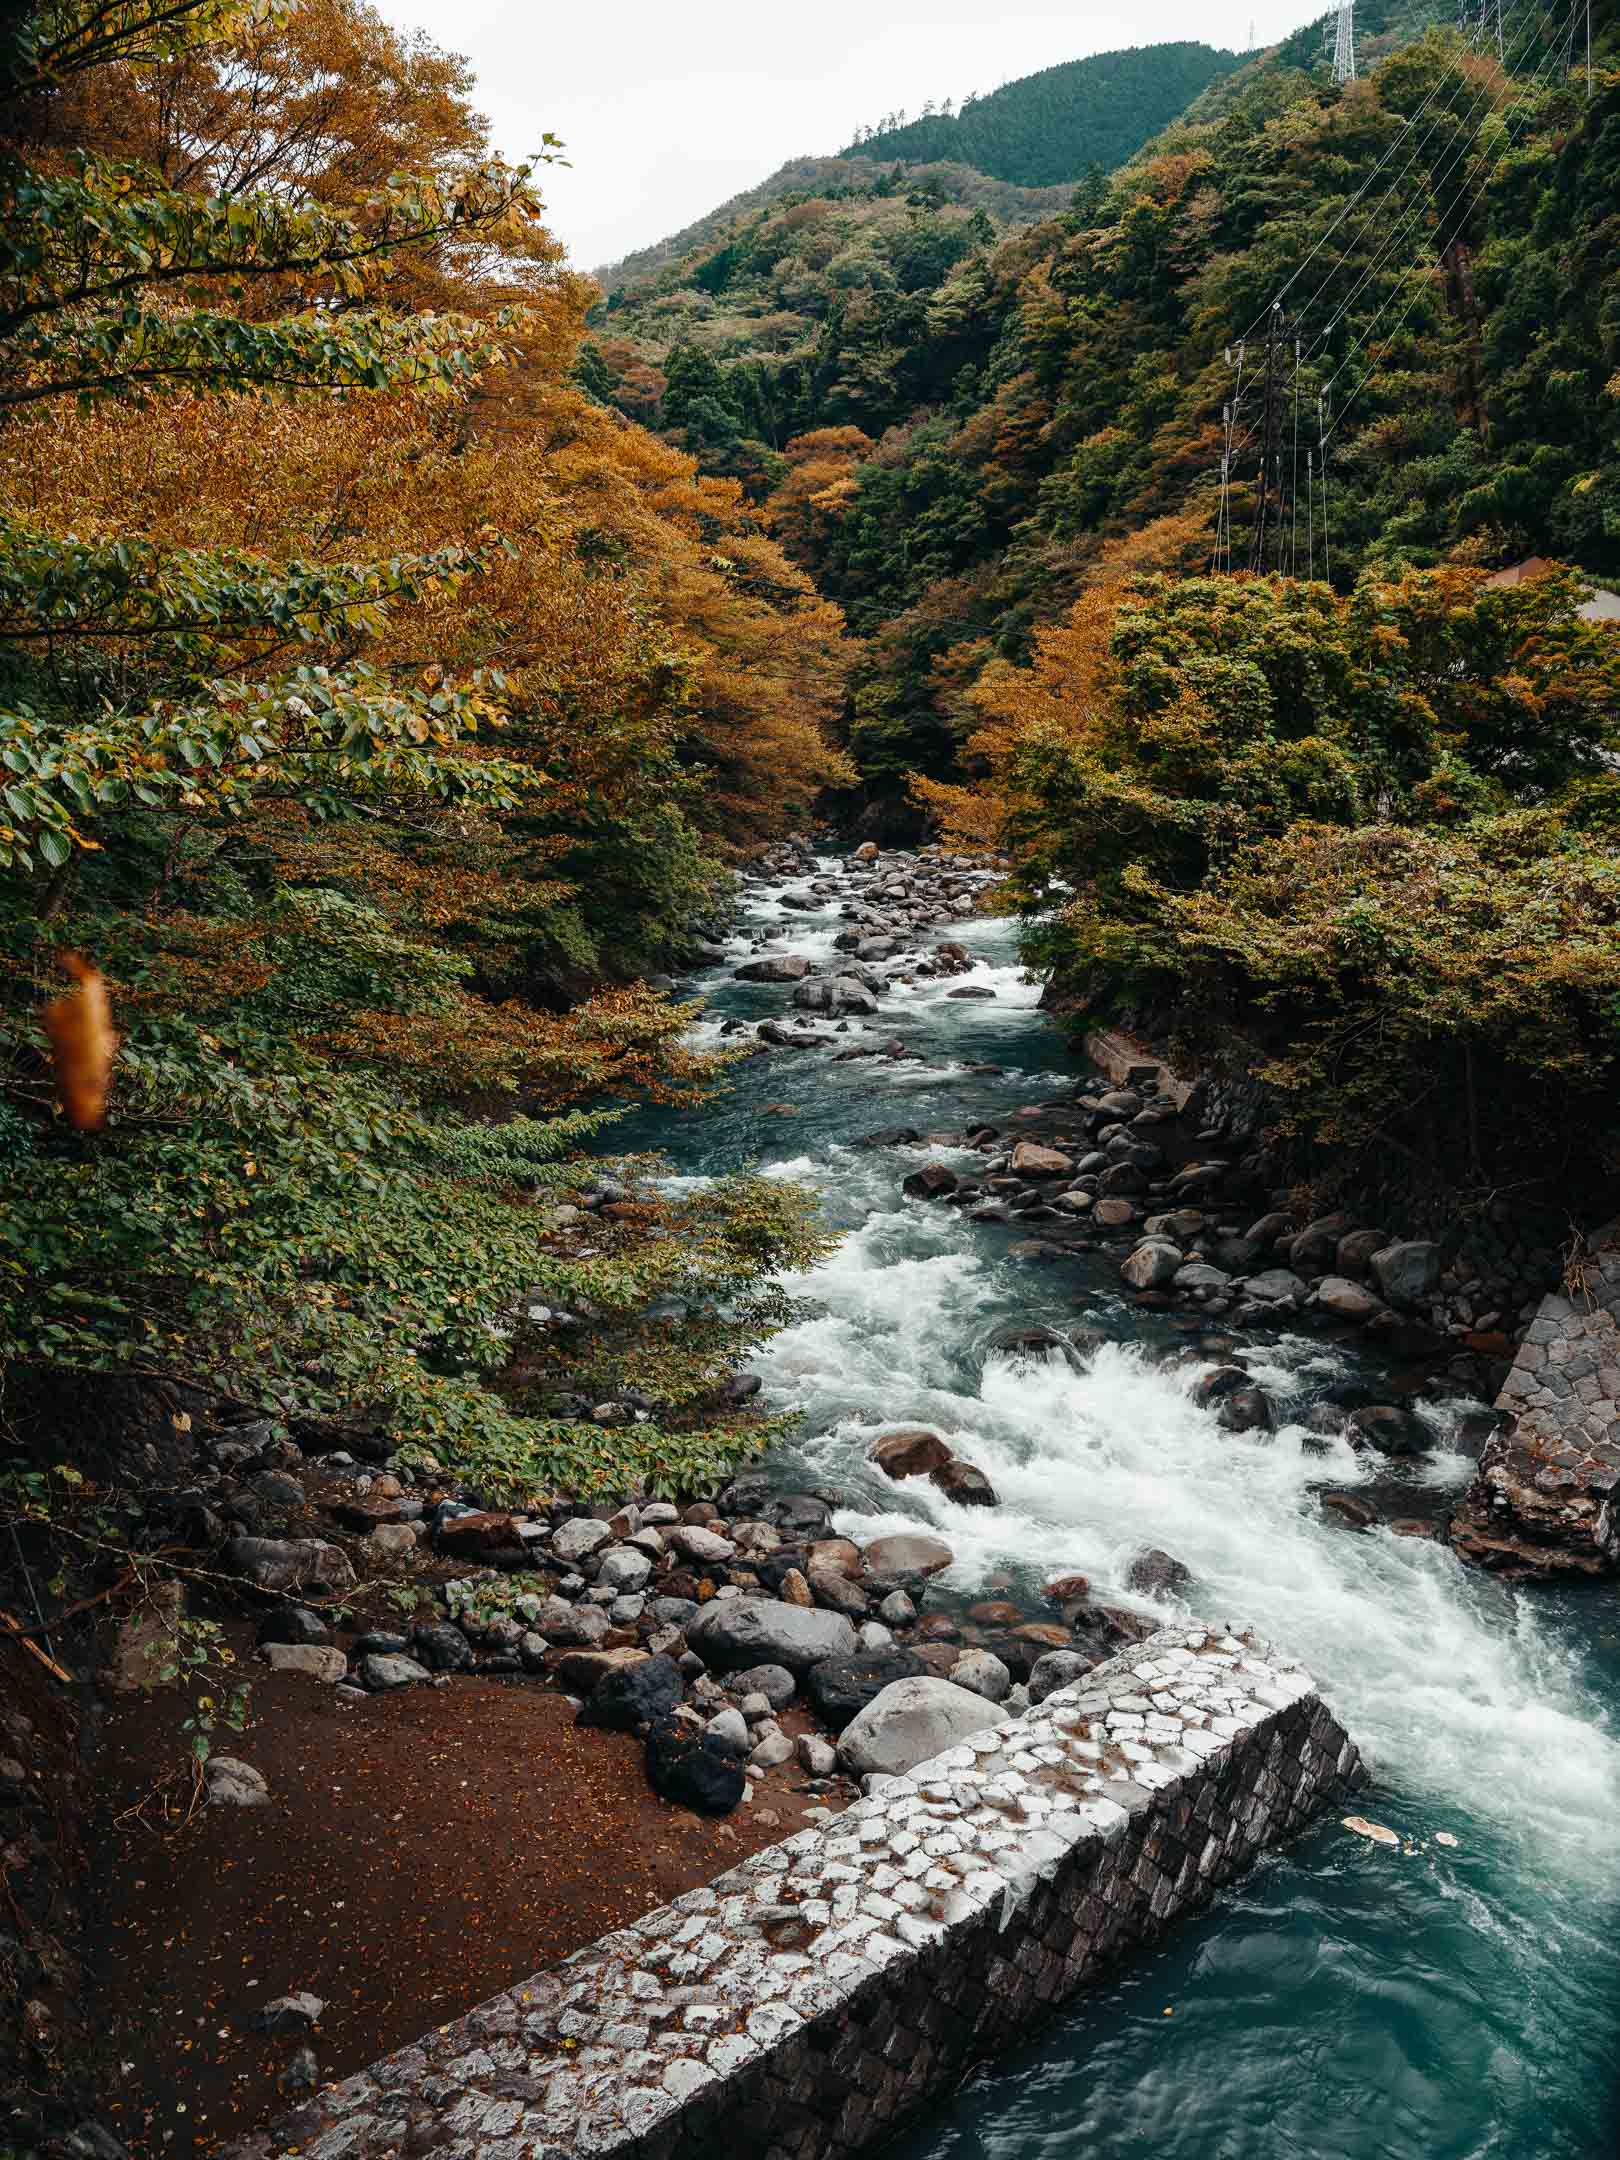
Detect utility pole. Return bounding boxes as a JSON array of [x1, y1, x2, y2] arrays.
[[1332, 0, 1357, 82], [1248, 303, 1285, 575]]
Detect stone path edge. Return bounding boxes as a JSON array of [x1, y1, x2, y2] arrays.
[[227, 1622, 1365, 2160]]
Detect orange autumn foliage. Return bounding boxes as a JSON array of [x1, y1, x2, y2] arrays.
[[43, 953, 117, 1131]]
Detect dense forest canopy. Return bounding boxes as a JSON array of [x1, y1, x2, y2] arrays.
[[842, 43, 1239, 185], [0, 0, 851, 1503]]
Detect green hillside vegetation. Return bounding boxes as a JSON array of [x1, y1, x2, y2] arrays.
[[843, 42, 1238, 184], [593, 156, 1070, 293]]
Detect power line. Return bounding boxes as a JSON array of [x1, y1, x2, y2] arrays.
[[1334, 0, 1358, 82]]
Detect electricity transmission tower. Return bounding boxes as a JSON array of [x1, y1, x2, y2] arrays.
[[1332, 0, 1357, 81]]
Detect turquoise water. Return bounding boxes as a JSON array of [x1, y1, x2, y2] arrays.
[[622, 860, 1620, 2160]]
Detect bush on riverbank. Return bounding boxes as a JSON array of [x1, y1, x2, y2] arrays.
[[0, 0, 844, 1499], [921, 562, 1620, 1202]]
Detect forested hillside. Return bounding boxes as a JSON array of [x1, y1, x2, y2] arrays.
[[586, 3, 1619, 1199], [842, 42, 1237, 183], [0, 0, 851, 1509]]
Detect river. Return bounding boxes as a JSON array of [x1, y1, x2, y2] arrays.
[[618, 851, 1620, 2160]]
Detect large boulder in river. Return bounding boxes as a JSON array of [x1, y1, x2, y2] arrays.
[[930, 1458, 998, 1507], [1126, 1547, 1192, 1597], [1314, 1275, 1388, 1324], [685, 1596, 857, 1676], [734, 953, 813, 982], [870, 1427, 952, 1480], [861, 1533, 954, 1584], [836, 1675, 1004, 1777]]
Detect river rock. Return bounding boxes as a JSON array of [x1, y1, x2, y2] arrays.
[[861, 1533, 954, 1583], [686, 1597, 857, 1676], [256, 1606, 329, 1648], [1336, 1227, 1390, 1276], [984, 1322, 1082, 1367], [870, 1428, 953, 1480], [1217, 1387, 1274, 1435], [411, 1621, 473, 1672], [1121, 1240, 1182, 1290], [1348, 1404, 1425, 1457], [836, 1676, 1003, 1777], [734, 955, 812, 982], [808, 1565, 869, 1618], [578, 1654, 683, 1733], [1126, 1547, 1192, 1597], [1315, 1275, 1388, 1324], [804, 1648, 928, 1730], [551, 1517, 613, 1563], [948, 1648, 1012, 1702], [1244, 1268, 1308, 1305], [1009, 1142, 1073, 1177], [931, 1457, 998, 1507], [356, 1653, 430, 1691], [665, 1524, 735, 1565], [1372, 1241, 1442, 1306], [261, 1644, 346, 1684], [1173, 1262, 1231, 1297], [204, 1756, 270, 1807], [1028, 1649, 1100, 1704], [644, 1722, 745, 1814], [902, 1164, 959, 1200], [223, 1537, 355, 1597], [596, 1545, 653, 1594], [726, 1662, 796, 1709]]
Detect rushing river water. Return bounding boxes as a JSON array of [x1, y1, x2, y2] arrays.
[[619, 856, 1620, 2160]]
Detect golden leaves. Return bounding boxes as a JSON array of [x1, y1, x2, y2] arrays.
[[44, 951, 118, 1132]]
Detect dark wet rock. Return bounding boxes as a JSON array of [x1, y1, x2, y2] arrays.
[[861, 1532, 954, 1584], [902, 1163, 959, 1200], [1347, 1404, 1426, 1457], [930, 1457, 998, 1507], [1315, 1275, 1389, 1325], [409, 1621, 473, 1673], [765, 1492, 834, 1539], [1126, 1547, 1192, 1597], [1319, 1491, 1380, 1530], [855, 1125, 922, 1149], [804, 1648, 928, 1731], [1372, 1240, 1442, 1306], [577, 1654, 684, 1733], [1217, 1386, 1274, 1435], [644, 1721, 746, 1814], [1193, 1364, 1250, 1407], [256, 1607, 329, 1649], [983, 1321, 1083, 1367], [870, 1428, 953, 1480]]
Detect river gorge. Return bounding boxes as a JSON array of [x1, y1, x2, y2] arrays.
[[617, 848, 1620, 2160]]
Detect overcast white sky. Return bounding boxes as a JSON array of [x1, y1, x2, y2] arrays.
[[382, 0, 1323, 272]]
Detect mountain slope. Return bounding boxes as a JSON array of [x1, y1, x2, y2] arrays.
[[593, 158, 1070, 295], [842, 41, 1238, 184]]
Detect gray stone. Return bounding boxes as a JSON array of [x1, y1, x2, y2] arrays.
[[356, 1653, 430, 1691], [726, 1663, 797, 1710], [749, 1724, 795, 1769], [222, 1536, 355, 1596], [1244, 1267, 1307, 1304], [665, 1525, 736, 1565], [552, 1517, 613, 1563], [250, 1991, 325, 2035], [796, 1732, 837, 1778], [1028, 1649, 1098, 1703], [878, 1590, 917, 1626], [837, 1675, 1003, 1777], [687, 1599, 858, 1677], [948, 1649, 1012, 1702], [596, 1545, 653, 1594], [706, 1709, 749, 1750], [203, 1756, 270, 1807], [260, 1643, 347, 1684], [1315, 1275, 1387, 1324]]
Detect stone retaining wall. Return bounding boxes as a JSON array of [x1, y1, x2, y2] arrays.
[[1451, 1225, 1620, 1577], [233, 1624, 1363, 2160]]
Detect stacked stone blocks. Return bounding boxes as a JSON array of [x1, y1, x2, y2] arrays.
[[231, 1625, 1364, 2160]]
